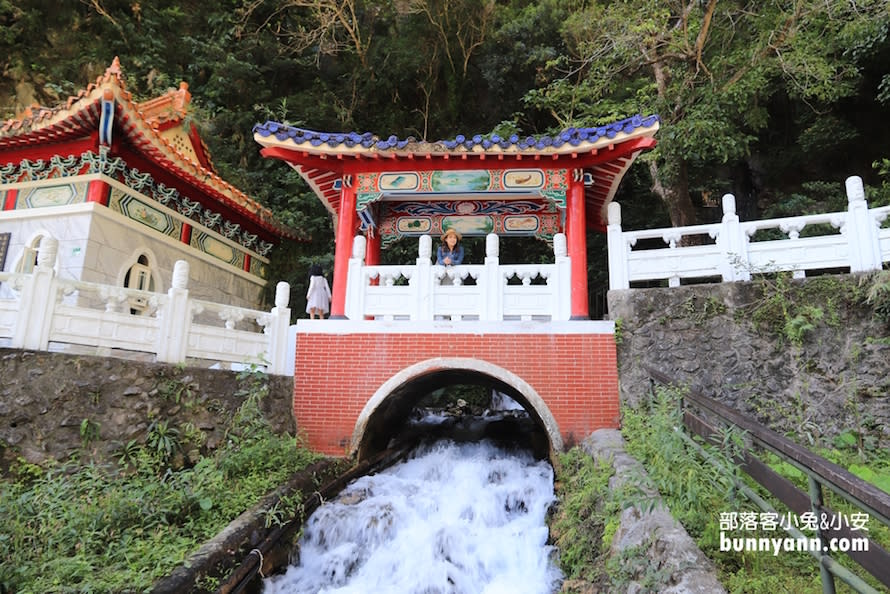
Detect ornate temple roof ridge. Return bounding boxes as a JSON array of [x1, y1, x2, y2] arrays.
[[0, 58, 298, 241], [253, 114, 659, 154]]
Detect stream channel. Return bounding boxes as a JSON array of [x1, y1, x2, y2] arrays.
[[262, 395, 564, 594]]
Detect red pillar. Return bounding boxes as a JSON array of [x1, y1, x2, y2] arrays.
[[86, 179, 110, 205], [365, 230, 381, 267], [3, 189, 18, 211], [180, 222, 192, 245], [330, 179, 357, 318], [567, 172, 589, 320]]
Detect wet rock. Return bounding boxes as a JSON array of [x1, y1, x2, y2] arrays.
[[584, 429, 727, 594]]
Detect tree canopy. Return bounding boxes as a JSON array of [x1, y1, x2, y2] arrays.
[[2, 0, 889, 309]]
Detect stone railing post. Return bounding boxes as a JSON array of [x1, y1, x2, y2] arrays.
[[266, 281, 291, 374], [414, 235, 433, 320], [156, 260, 191, 364], [607, 202, 630, 290], [481, 233, 500, 320], [717, 194, 750, 281], [345, 235, 367, 320], [844, 176, 881, 273], [553, 233, 571, 321], [12, 237, 59, 350]]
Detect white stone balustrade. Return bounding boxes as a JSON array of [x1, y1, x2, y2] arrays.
[[0, 246, 292, 374], [344, 232, 571, 321], [607, 175, 890, 289]]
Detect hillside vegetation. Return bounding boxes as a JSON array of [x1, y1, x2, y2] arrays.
[[2, 1, 889, 310]]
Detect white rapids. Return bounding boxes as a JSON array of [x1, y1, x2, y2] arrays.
[[263, 439, 563, 594]]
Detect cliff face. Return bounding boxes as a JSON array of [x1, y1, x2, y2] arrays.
[[0, 348, 295, 474], [608, 274, 890, 447]]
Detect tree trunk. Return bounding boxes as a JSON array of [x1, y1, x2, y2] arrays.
[[648, 158, 697, 228]]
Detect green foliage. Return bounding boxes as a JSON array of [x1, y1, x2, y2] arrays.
[[847, 464, 890, 494], [621, 387, 824, 593], [783, 305, 824, 347], [156, 376, 193, 405], [603, 541, 676, 593], [862, 270, 890, 325], [621, 385, 890, 592], [612, 317, 624, 345], [79, 418, 101, 448], [680, 295, 728, 326], [0, 377, 323, 593], [622, 387, 739, 537], [418, 385, 491, 410], [550, 447, 613, 581], [146, 419, 181, 463], [1, 0, 889, 303], [745, 272, 862, 346]]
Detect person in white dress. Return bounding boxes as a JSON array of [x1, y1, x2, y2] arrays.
[[305, 264, 332, 319]]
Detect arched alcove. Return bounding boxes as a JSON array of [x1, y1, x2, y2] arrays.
[[351, 357, 563, 461]]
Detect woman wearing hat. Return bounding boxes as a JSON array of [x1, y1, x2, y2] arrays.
[[437, 228, 464, 266]]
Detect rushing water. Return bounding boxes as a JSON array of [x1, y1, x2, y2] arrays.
[[263, 436, 562, 594]]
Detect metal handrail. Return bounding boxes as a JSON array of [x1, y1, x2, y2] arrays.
[[646, 365, 890, 594]]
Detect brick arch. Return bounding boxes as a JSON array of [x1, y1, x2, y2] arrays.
[[350, 357, 564, 458]]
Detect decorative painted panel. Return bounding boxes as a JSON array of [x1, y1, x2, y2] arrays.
[[377, 199, 561, 246], [116, 193, 178, 236], [503, 216, 540, 233], [249, 257, 269, 279], [441, 215, 494, 236], [379, 172, 420, 191], [18, 183, 86, 208], [396, 217, 432, 233], [0, 150, 273, 258], [503, 170, 545, 189], [356, 168, 568, 213], [192, 231, 246, 269], [430, 170, 492, 192]]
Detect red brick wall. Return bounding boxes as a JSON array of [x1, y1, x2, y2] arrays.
[[293, 331, 619, 456]]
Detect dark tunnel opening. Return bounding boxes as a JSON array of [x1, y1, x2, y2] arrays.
[[353, 368, 553, 462]]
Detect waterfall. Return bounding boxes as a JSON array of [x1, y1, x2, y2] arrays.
[[263, 439, 562, 594]]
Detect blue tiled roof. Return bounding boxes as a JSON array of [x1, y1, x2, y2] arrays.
[[253, 115, 659, 152]]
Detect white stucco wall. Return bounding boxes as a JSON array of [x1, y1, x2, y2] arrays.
[[0, 200, 268, 309]]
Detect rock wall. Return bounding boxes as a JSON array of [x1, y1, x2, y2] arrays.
[[608, 275, 890, 446], [0, 348, 295, 474]]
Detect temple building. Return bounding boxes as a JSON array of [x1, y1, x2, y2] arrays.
[[253, 115, 658, 319], [0, 58, 297, 311]]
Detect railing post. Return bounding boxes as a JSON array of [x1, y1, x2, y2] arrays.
[[345, 235, 366, 320], [844, 176, 881, 273], [267, 281, 291, 375], [553, 233, 571, 320], [607, 202, 630, 290], [156, 260, 191, 364], [809, 476, 838, 594], [12, 237, 58, 350], [717, 194, 750, 281], [414, 235, 433, 320], [482, 233, 500, 320]]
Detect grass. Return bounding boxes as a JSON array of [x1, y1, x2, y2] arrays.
[[0, 375, 323, 594], [552, 385, 890, 594], [621, 386, 889, 594]]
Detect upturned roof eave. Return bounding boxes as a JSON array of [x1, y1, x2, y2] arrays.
[[252, 118, 659, 167], [1, 60, 300, 242]]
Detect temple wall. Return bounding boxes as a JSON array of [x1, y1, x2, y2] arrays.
[[0, 202, 267, 309]]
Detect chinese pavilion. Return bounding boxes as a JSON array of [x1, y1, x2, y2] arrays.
[[0, 58, 297, 310], [253, 115, 658, 319]]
